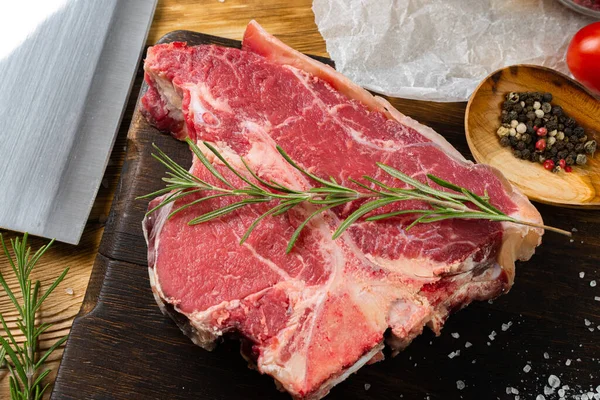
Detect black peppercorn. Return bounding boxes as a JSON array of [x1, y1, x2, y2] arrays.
[[509, 136, 518, 146], [574, 126, 585, 137], [565, 117, 576, 127], [542, 92, 553, 102], [508, 111, 518, 121], [569, 151, 578, 160], [513, 149, 522, 158], [565, 155, 575, 166], [533, 93, 542, 101], [521, 149, 531, 159], [502, 115, 511, 124], [575, 143, 585, 153], [558, 123, 564, 130], [545, 121, 558, 132], [529, 152, 538, 162], [525, 98, 534, 106], [512, 104, 523, 113], [566, 142, 575, 151], [556, 141, 566, 151], [558, 149, 569, 159], [516, 141, 526, 150], [522, 134, 531, 144], [564, 127, 572, 136], [517, 114, 528, 123], [550, 147, 558, 156], [502, 102, 512, 111], [526, 111, 536, 121], [551, 105, 563, 116], [500, 136, 511, 147]]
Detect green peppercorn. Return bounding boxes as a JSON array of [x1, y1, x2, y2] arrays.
[[542, 92, 553, 102], [541, 102, 551, 113], [576, 154, 587, 165], [584, 140, 597, 155]]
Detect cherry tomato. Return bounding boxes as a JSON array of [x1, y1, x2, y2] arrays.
[[567, 22, 600, 94]]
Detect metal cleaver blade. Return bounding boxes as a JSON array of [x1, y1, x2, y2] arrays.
[[0, 0, 157, 244]]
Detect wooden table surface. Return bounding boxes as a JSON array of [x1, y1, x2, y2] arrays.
[[0, 0, 325, 396]]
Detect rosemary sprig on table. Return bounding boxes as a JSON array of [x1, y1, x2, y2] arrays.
[[0, 233, 69, 400], [139, 138, 571, 253]]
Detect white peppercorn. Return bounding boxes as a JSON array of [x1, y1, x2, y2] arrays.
[[516, 123, 527, 134], [510, 120, 519, 128], [534, 109, 545, 119], [556, 131, 565, 141], [533, 101, 541, 110], [584, 140, 597, 155], [547, 136, 556, 146], [509, 128, 517, 137], [549, 130, 557, 137], [515, 133, 522, 140], [576, 154, 587, 165]]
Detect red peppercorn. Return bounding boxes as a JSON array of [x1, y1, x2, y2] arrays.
[[565, 166, 573, 173], [559, 159, 566, 169], [533, 126, 538, 132], [543, 159, 555, 170], [537, 127, 548, 137], [535, 139, 546, 151]]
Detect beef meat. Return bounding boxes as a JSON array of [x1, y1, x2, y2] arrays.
[[141, 21, 543, 400]]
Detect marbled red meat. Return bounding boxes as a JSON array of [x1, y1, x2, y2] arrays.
[[141, 21, 543, 400]]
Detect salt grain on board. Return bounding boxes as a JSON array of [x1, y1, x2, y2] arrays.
[[595, 296, 600, 302], [544, 352, 550, 359], [451, 332, 460, 339], [567, 359, 572, 366], [465, 341, 472, 348], [524, 364, 532, 373], [592, 280, 597, 287], [581, 272, 586, 278], [586, 319, 592, 326], [549, 375, 561, 388], [536, 395, 546, 400], [364, 383, 371, 391], [502, 321, 513, 331], [456, 380, 465, 390]]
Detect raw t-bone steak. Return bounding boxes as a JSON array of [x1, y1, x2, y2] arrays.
[[141, 21, 543, 399]]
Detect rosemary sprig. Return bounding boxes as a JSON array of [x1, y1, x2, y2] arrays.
[[138, 138, 571, 253], [0, 233, 69, 400]]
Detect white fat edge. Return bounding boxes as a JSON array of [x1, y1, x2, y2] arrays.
[[153, 74, 184, 122], [345, 127, 403, 152], [144, 199, 174, 295], [186, 84, 232, 127]]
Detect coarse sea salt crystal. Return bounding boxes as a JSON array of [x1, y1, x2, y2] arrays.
[[489, 331, 496, 341], [580, 272, 586, 278], [544, 386, 554, 395], [507, 387, 513, 394], [595, 296, 600, 302], [523, 364, 532, 373], [585, 319, 592, 326], [544, 352, 550, 359], [566, 359, 572, 366], [465, 341, 472, 348], [592, 280, 597, 287], [456, 380, 465, 390], [511, 387, 519, 394], [559, 388, 566, 396], [537, 395, 546, 400], [364, 383, 371, 391], [502, 322, 513, 331], [451, 332, 460, 339], [548, 375, 561, 388]]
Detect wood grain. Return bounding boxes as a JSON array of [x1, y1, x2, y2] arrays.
[[50, 31, 600, 400], [0, 1, 329, 397], [466, 65, 600, 207]]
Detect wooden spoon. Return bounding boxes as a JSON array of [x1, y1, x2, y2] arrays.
[[465, 65, 600, 208]]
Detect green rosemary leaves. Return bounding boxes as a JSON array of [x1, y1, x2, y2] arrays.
[[139, 138, 571, 253], [0, 233, 69, 400]]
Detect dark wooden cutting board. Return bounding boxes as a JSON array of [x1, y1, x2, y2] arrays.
[[51, 31, 600, 400]]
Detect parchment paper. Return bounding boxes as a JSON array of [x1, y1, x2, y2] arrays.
[[313, 0, 593, 102]]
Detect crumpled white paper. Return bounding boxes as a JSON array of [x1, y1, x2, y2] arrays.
[[313, 0, 593, 102]]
